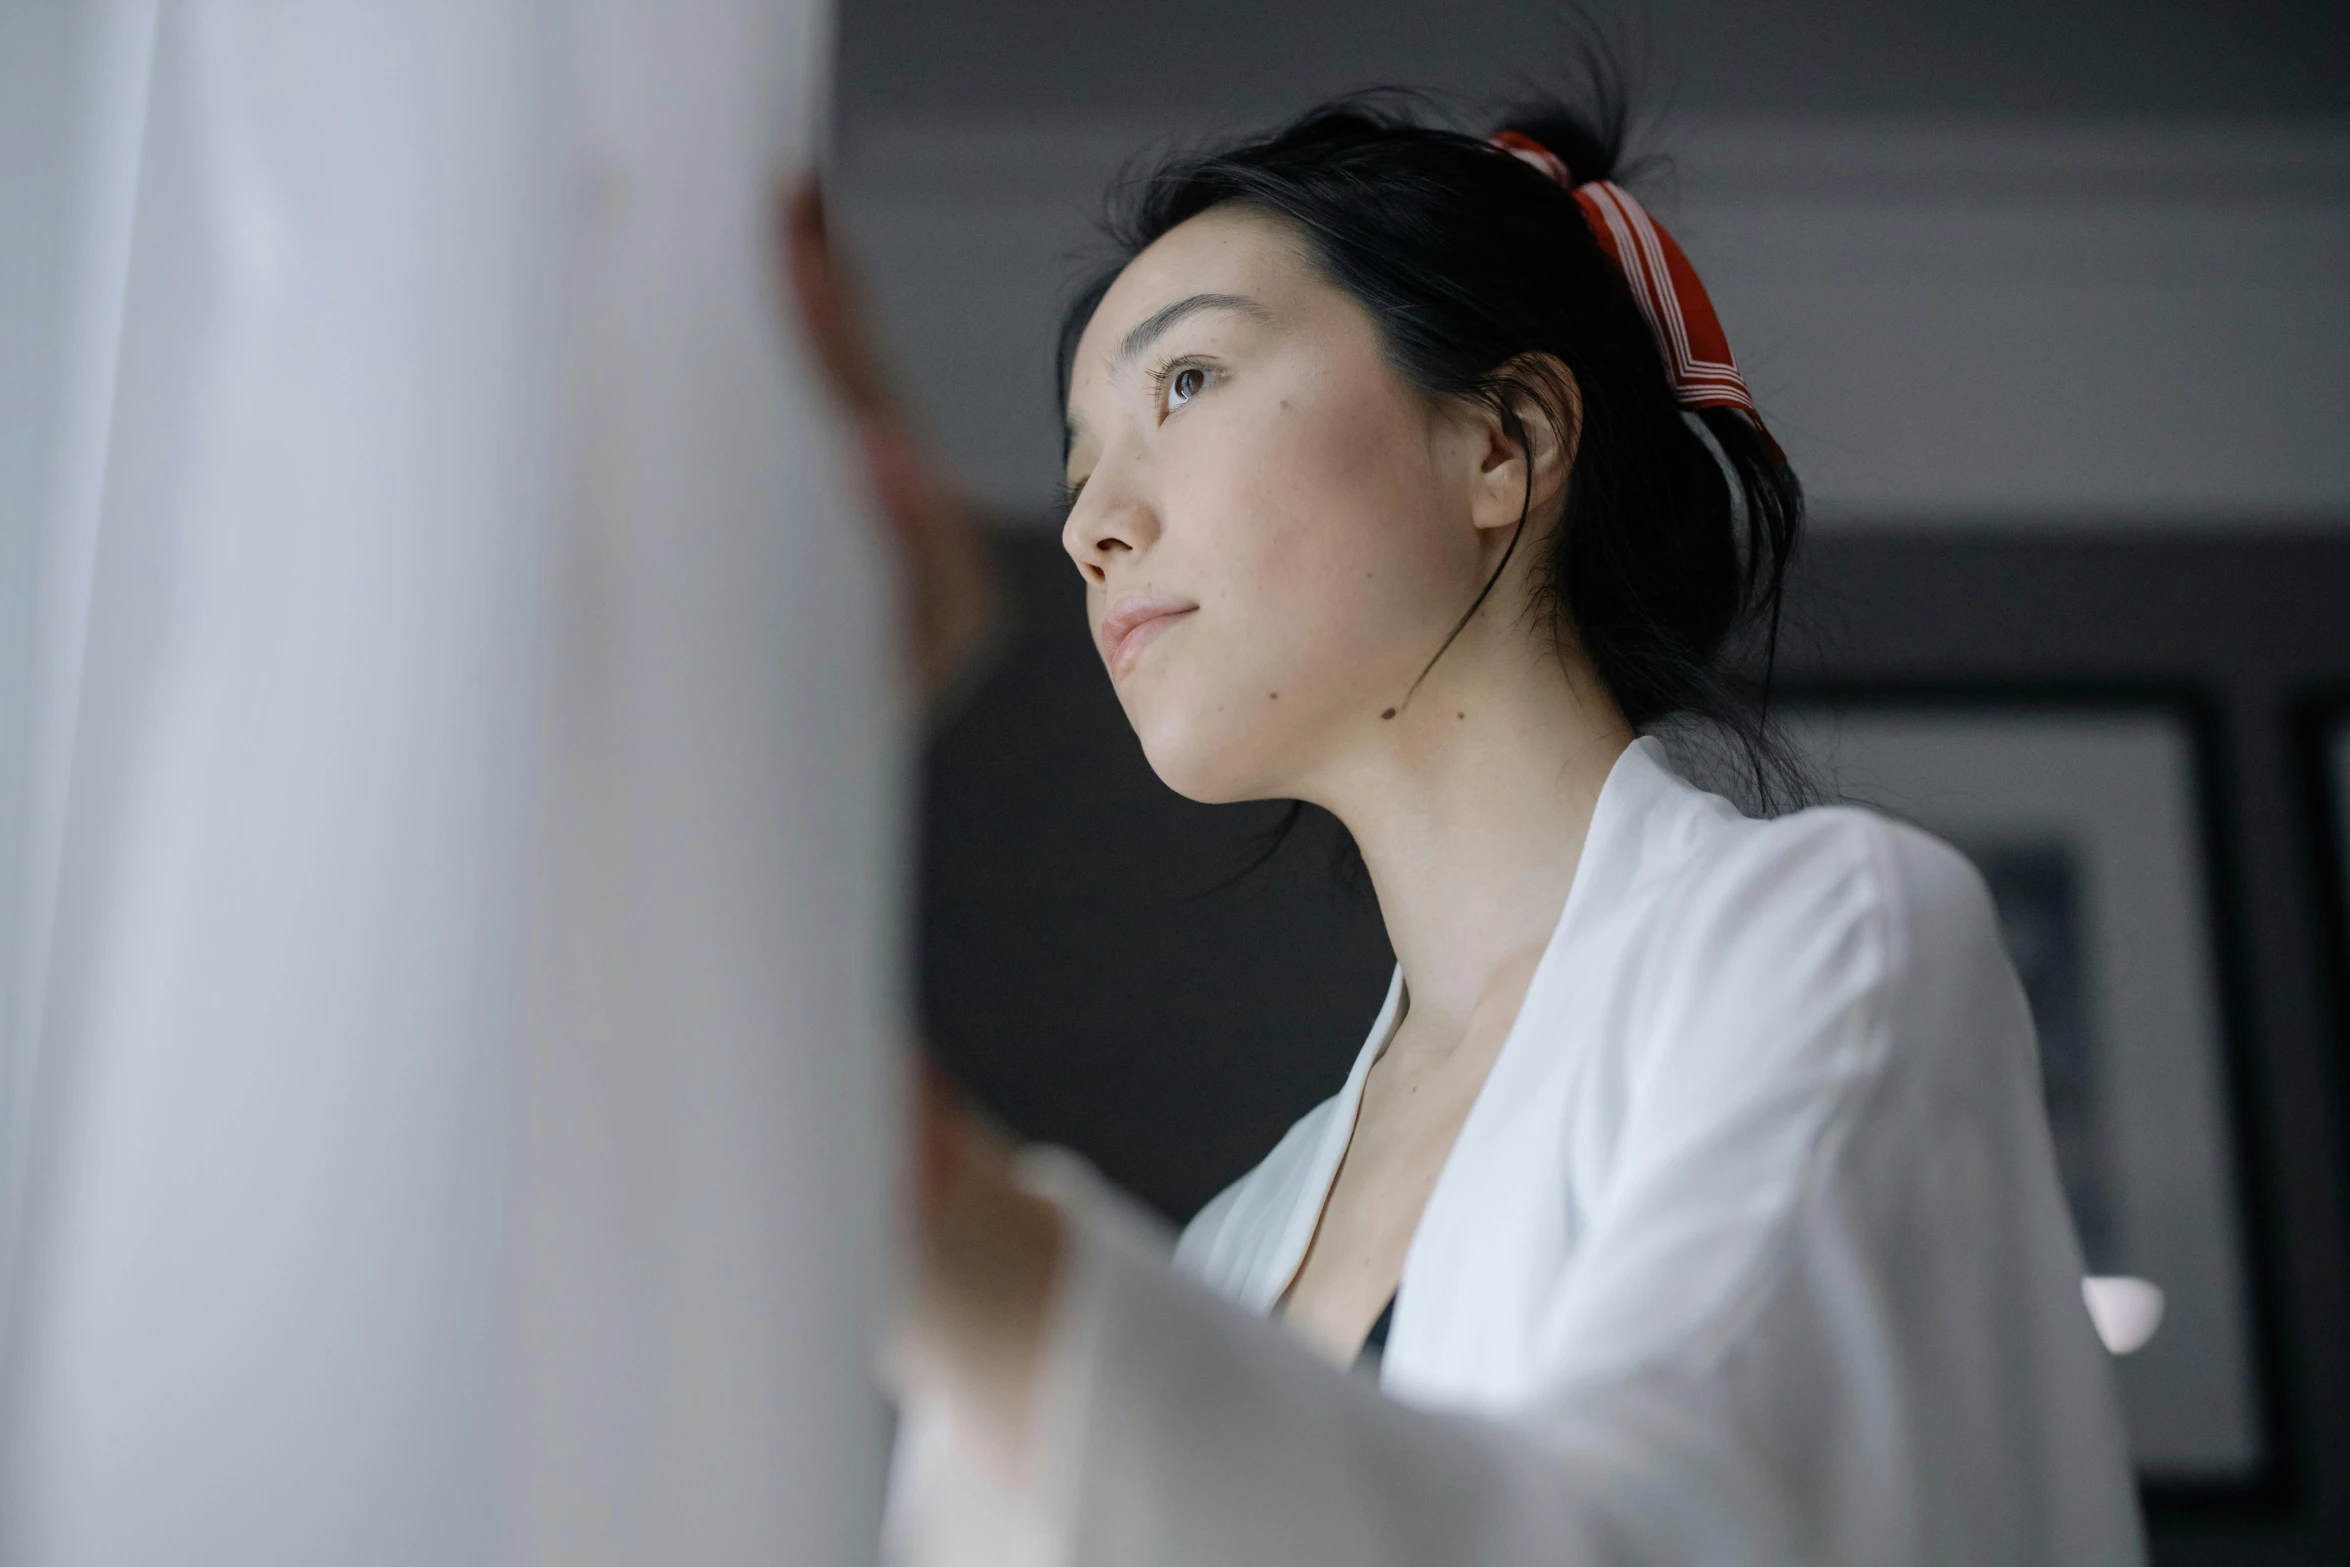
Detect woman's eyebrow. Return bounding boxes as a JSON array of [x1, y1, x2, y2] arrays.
[[1114, 292, 1271, 372]]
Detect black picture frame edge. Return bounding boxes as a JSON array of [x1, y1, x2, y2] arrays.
[[2287, 684, 2350, 1404], [2288, 689, 2350, 1174], [1768, 678, 2297, 1519]]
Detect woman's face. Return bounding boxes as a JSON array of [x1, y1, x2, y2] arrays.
[[1061, 206, 1512, 805]]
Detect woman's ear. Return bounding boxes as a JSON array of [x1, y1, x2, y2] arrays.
[[1466, 356, 1581, 536]]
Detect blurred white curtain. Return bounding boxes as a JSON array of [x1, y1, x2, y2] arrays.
[[0, 2, 900, 1564]]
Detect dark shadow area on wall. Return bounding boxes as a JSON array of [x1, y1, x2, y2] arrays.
[[918, 527, 2350, 1563], [917, 538, 1392, 1224]]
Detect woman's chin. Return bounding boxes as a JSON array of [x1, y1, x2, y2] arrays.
[[1130, 710, 1274, 806], [1138, 744, 1252, 806]]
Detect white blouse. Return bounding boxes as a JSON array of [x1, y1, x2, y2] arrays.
[[886, 737, 2146, 1566]]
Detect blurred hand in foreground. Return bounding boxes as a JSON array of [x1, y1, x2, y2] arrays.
[[898, 1061, 1066, 1485], [778, 176, 1058, 1471], [778, 178, 1002, 707]]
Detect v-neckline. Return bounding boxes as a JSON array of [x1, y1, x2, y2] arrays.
[[1257, 970, 1405, 1313], [1258, 736, 1659, 1329]]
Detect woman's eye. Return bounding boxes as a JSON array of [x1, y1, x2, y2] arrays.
[[1164, 365, 1205, 413]]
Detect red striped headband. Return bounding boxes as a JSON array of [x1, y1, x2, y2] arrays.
[[1490, 130, 1783, 465]]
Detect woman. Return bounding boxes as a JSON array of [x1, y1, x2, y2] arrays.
[[787, 91, 2144, 1566]]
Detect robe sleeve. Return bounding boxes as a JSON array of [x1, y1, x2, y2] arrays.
[[888, 813, 2144, 1566]]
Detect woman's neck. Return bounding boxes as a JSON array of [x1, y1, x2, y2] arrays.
[[1310, 641, 1632, 1045]]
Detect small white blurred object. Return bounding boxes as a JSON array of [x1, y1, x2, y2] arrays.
[[2083, 1276, 2166, 1356]]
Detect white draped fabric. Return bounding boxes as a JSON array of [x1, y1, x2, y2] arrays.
[[0, 4, 898, 1564]]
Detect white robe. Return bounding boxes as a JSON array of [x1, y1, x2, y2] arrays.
[[888, 736, 2146, 1565]]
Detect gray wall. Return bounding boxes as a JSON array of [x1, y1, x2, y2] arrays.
[[839, 0, 2350, 122], [832, 0, 2350, 529]]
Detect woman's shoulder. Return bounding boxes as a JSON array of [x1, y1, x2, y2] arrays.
[[1610, 742, 1995, 969], [1172, 1094, 1346, 1305], [1663, 789, 1999, 972], [1619, 790, 2021, 1088]]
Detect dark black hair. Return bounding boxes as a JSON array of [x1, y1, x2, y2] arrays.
[[1057, 85, 1805, 816]]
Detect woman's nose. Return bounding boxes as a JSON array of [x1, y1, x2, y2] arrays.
[[1061, 468, 1161, 585]]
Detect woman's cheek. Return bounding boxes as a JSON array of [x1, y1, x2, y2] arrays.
[[1137, 439, 1394, 798]]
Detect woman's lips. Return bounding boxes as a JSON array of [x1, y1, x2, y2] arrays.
[[1097, 594, 1198, 679]]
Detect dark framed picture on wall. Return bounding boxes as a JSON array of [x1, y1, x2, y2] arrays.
[[1770, 694, 2267, 1492], [2313, 698, 2350, 1170], [2323, 704, 2350, 976]]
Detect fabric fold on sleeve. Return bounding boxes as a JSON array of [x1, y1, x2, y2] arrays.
[[1029, 1160, 1809, 1567]]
